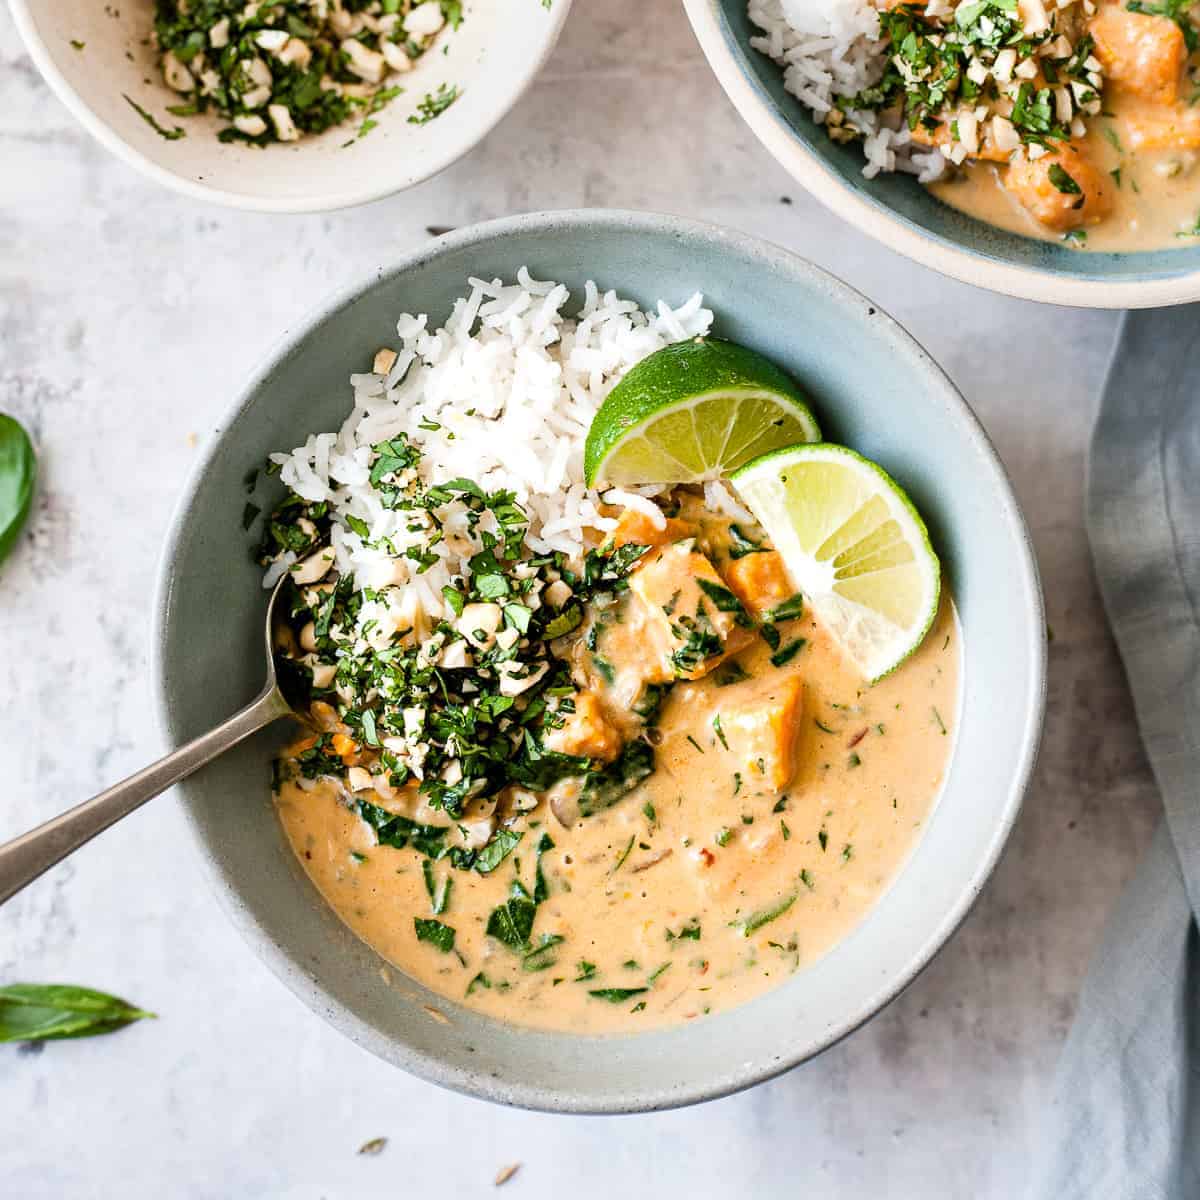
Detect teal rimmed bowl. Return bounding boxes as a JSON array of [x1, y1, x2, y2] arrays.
[[153, 210, 1045, 1112], [682, 0, 1200, 308]]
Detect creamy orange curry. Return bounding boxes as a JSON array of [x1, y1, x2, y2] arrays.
[[855, 0, 1200, 249], [267, 483, 959, 1034]]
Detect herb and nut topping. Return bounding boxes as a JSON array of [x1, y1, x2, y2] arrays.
[[839, 0, 1105, 167], [151, 0, 462, 143]]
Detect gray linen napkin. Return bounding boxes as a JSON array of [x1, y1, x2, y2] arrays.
[[1031, 308, 1200, 1199]]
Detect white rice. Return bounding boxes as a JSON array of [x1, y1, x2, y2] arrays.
[[265, 270, 713, 622], [748, 0, 947, 182]]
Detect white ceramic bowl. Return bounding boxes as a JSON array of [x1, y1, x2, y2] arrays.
[[10, 0, 572, 212], [682, 0, 1200, 308], [153, 210, 1047, 1112]]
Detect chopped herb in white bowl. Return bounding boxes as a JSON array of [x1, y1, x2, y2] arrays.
[[152, 0, 462, 143]]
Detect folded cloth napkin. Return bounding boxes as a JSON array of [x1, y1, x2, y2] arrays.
[[1031, 308, 1200, 1199]]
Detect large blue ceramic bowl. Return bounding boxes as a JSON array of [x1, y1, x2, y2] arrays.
[[153, 210, 1045, 1112], [683, 0, 1200, 308]]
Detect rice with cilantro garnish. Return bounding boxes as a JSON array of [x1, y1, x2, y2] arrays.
[[262, 269, 713, 628], [750, 0, 1110, 190], [748, 0, 948, 181]]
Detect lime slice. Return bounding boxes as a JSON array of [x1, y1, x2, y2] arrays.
[[731, 443, 940, 682], [584, 338, 821, 487]]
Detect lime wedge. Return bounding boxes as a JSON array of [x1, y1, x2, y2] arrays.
[[731, 443, 940, 682], [584, 338, 821, 487]]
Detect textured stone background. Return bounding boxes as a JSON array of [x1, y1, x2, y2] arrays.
[[0, 1, 1158, 1195]]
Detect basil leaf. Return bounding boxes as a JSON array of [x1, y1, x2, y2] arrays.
[[533, 831, 554, 903], [413, 918, 456, 953], [696, 578, 746, 615], [727, 524, 765, 559], [579, 741, 654, 817], [0, 983, 153, 1043], [770, 638, 807, 668], [486, 896, 537, 949], [474, 829, 522, 875], [766, 594, 805, 623], [712, 661, 750, 687], [522, 934, 564, 972], [356, 801, 448, 858], [422, 860, 452, 914], [0, 415, 36, 567]]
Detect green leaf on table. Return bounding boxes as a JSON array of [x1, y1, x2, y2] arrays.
[[0, 983, 154, 1043], [0, 415, 36, 567]]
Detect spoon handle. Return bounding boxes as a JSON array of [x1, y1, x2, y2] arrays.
[[0, 686, 291, 906]]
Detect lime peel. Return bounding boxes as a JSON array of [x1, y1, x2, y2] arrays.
[[585, 338, 821, 487]]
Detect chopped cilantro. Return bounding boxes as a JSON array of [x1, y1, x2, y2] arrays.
[[770, 638, 806, 667], [732, 893, 797, 936], [1048, 163, 1082, 196], [712, 713, 729, 750], [123, 95, 185, 140], [588, 987, 648, 1003], [409, 83, 461, 126]]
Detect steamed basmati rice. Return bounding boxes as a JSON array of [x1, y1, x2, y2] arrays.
[[748, 0, 947, 182], [265, 270, 714, 624]]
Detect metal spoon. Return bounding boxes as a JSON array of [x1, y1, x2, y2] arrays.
[[0, 576, 299, 905]]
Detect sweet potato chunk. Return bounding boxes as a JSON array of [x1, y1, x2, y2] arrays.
[[628, 540, 750, 681], [722, 551, 796, 619], [718, 675, 806, 791], [1124, 110, 1200, 152], [544, 691, 623, 763], [1091, 4, 1185, 105], [1004, 144, 1113, 232], [609, 508, 699, 551]]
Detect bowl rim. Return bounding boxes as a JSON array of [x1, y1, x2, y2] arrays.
[[8, 0, 573, 214], [150, 208, 1047, 1112], [680, 0, 1200, 310]]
